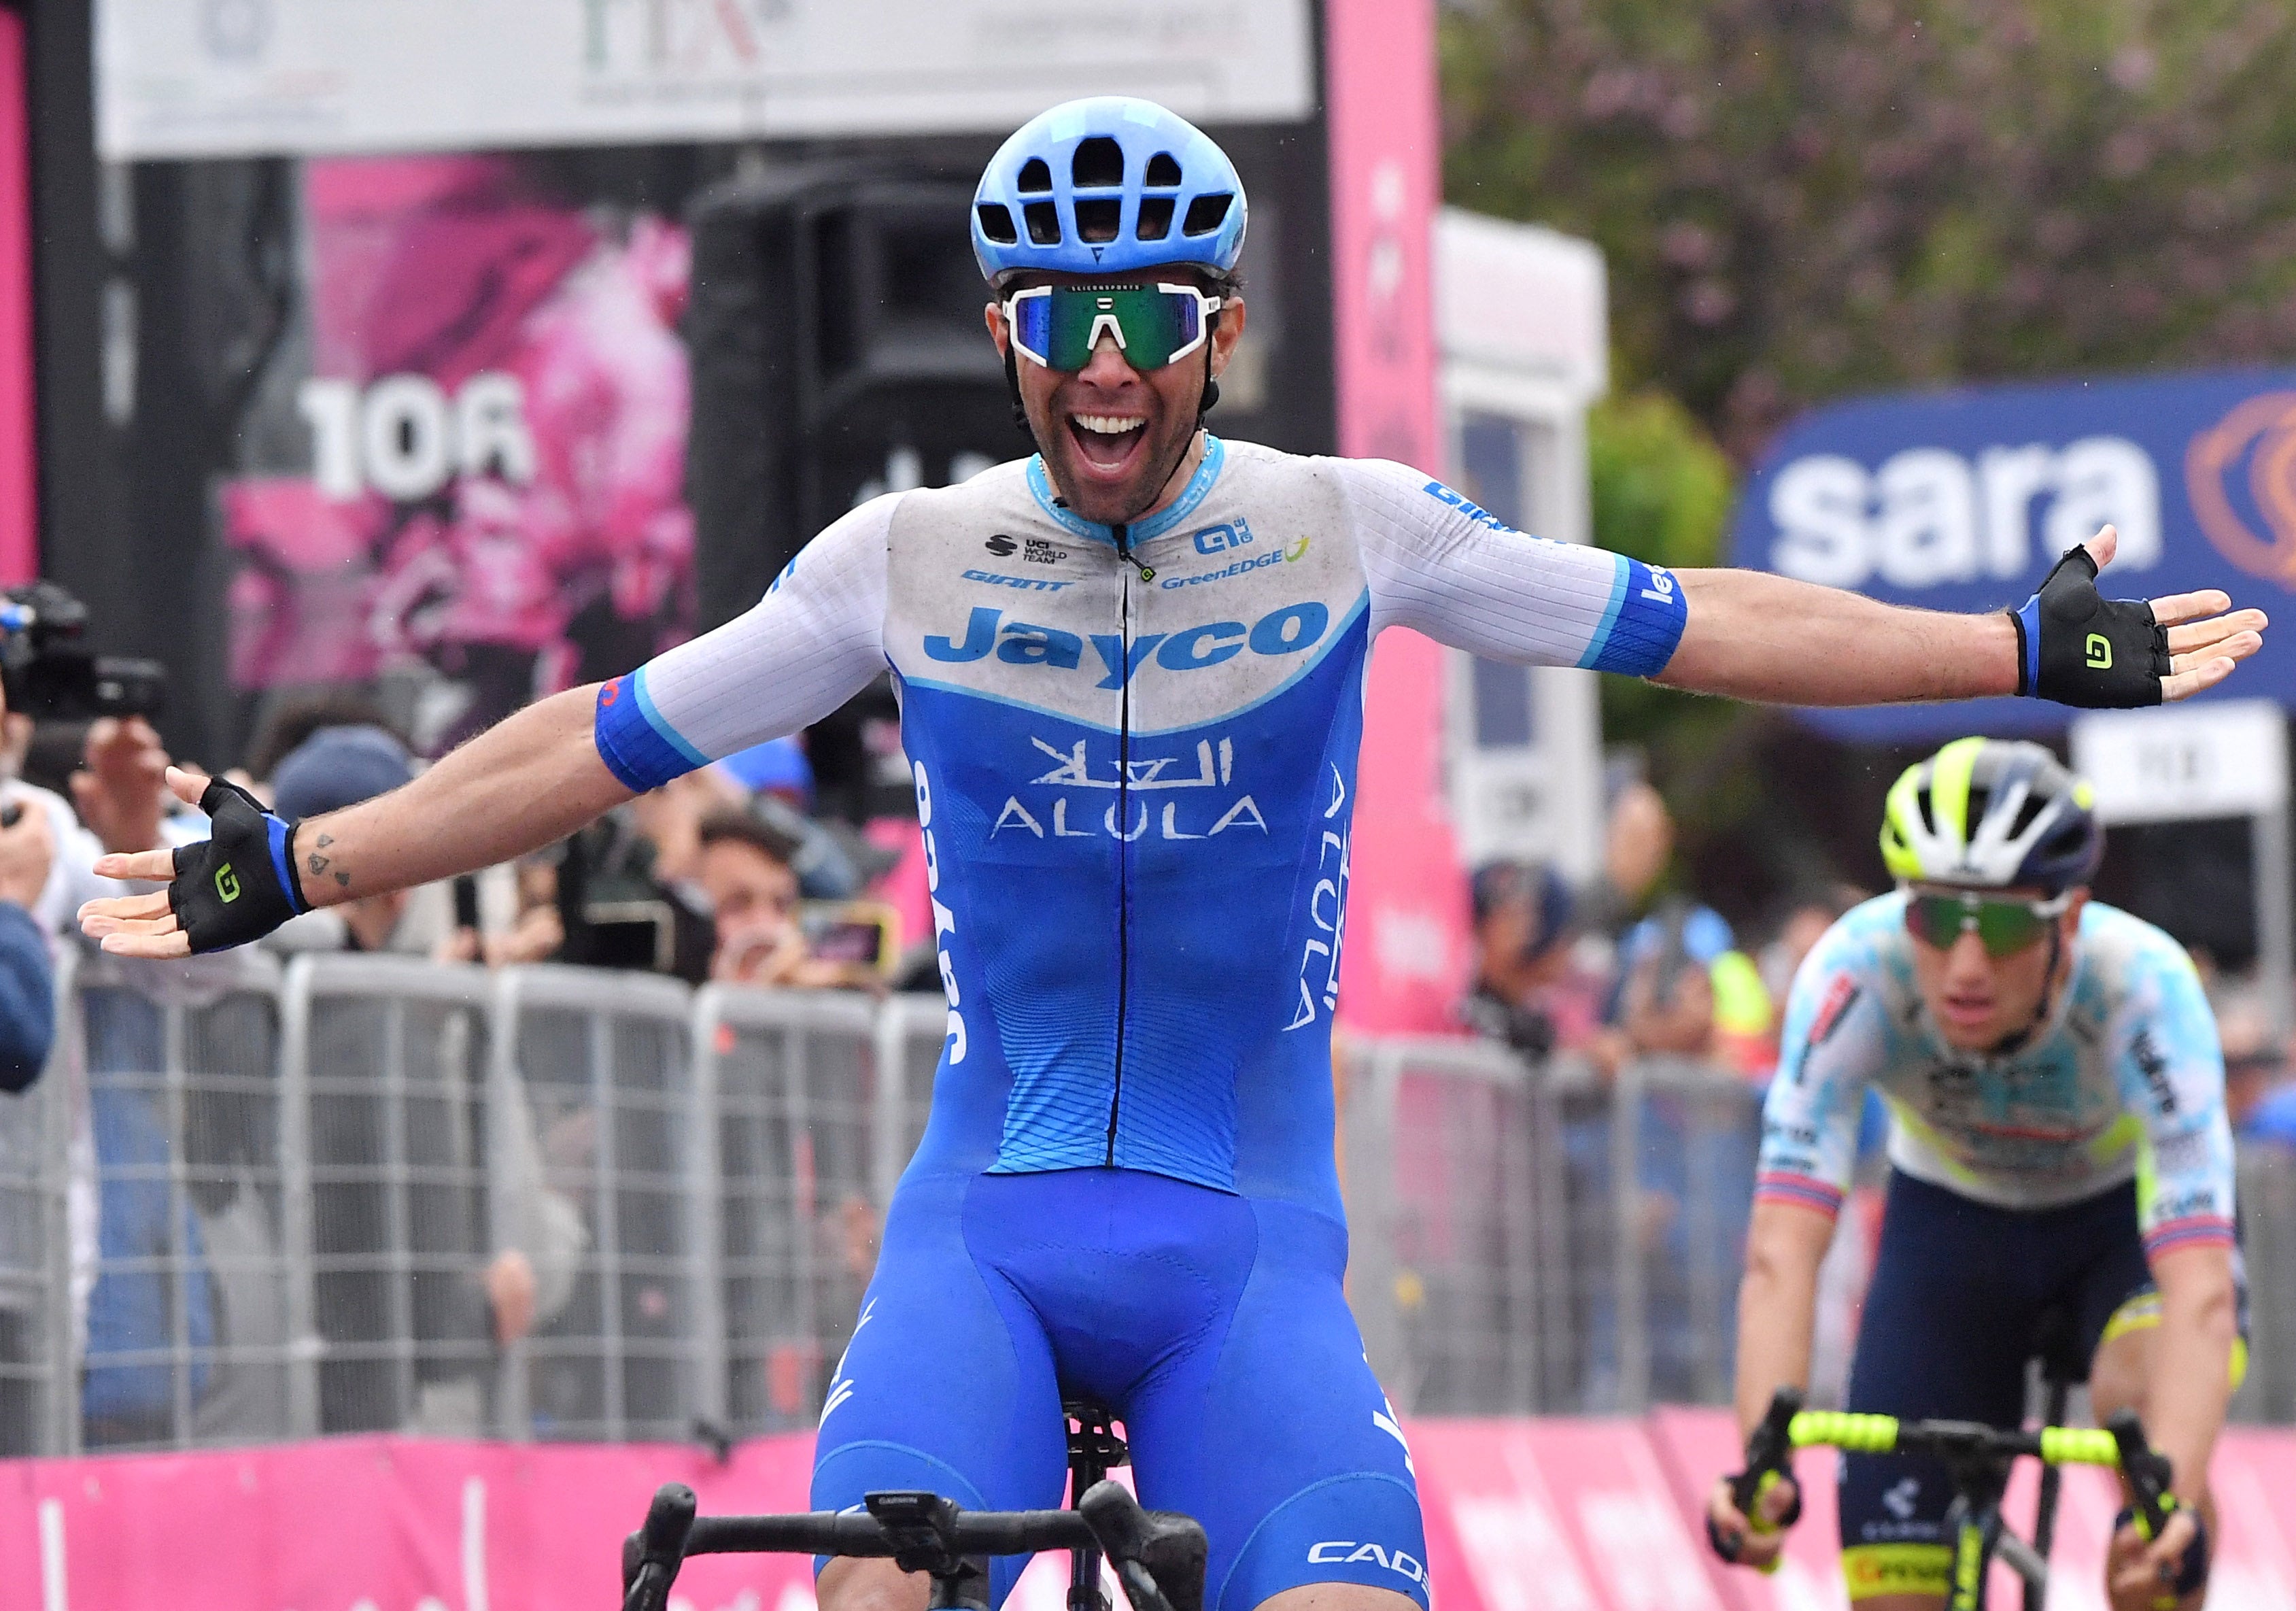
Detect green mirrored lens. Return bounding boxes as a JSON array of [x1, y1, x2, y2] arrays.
[[1014, 286, 1203, 370], [1972, 901, 2047, 955], [1904, 893, 2050, 957]]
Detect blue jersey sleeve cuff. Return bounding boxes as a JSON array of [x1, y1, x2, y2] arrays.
[[1580, 556, 1688, 678], [594, 669, 708, 793]]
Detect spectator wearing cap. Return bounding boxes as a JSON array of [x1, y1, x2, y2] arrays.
[[1461, 860, 1605, 1061], [265, 726, 423, 954]]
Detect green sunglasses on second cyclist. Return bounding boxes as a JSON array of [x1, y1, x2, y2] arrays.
[[1902, 887, 2073, 957], [1002, 282, 1223, 372]]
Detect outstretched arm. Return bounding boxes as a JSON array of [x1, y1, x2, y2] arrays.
[[80, 492, 898, 962], [81, 687, 629, 959], [1659, 528, 2265, 707]]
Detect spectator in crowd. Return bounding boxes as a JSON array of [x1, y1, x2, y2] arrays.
[[554, 768, 723, 981], [696, 807, 878, 991], [1579, 775, 1675, 942], [1613, 901, 1774, 1072], [1755, 884, 1870, 1011], [713, 737, 880, 901], [1460, 860, 1605, 1061], [439, 851, 567, 969]]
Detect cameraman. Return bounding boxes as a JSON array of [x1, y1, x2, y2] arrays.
[[0, 701, 168, 1091]]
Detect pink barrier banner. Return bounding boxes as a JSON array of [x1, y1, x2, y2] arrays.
[[10, 1417, 2296, 1610]]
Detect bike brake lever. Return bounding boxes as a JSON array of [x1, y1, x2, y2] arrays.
[[623, 1483, 699, 1611], [1732, 1387, 1804, 1514], [1079, 1481, 1206, 1611], [2105, 1411, 2172, 1539]]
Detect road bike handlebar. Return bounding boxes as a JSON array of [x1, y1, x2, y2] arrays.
[[621, 1482, 1207, 1611], [1747, 1389, 2178, 1534]]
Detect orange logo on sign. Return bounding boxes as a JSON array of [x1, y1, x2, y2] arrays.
[[2187, 392, 2296, 588]]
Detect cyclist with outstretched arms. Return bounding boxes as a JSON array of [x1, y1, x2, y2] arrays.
[[86, 101, 2262, 1611], [1707, 740, 2243, 1611]]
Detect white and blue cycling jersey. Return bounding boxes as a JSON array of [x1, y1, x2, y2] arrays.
[[591, 437, 1685, 1611], [1759, 893, 2237, 1259], [596, 437, 1685, 1217]]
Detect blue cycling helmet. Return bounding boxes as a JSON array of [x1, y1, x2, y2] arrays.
[[972, 97, 1247, 282]]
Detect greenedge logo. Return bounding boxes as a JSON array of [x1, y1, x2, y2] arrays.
[[1162, 533, 1311, 590], [215, 864, 241, 902]]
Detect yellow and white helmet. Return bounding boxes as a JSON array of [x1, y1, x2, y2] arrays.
[[1879, 738, 2103, 896]]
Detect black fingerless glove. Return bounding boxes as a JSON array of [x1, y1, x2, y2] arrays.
[[2010, 546, 2170, 707], [167, 778, 310, 953]]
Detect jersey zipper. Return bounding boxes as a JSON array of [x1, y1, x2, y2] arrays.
[[1107, 521, 1134, 1166]]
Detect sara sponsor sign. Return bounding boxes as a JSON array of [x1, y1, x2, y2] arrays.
[[95, 0, 1315, 160], [1730, 369, 2296, 742]]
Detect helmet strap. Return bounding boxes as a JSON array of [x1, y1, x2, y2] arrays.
[[1197, 305, 1222, 420], [1004, 343, 1032, 437], [1989, 918, 2068, 1057]]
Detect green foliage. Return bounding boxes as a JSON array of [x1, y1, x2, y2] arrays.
[[1586, 390, 1733, 571]]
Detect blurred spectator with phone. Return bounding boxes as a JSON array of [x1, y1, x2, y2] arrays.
[[697, 808, 885, 991]]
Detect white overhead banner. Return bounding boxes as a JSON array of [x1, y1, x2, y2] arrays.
[[2069, 699, 2291, 826], [97, 0, 1317, 161]]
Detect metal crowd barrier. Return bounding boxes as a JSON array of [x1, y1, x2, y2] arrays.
[[7, 951, 2296, 1454], [2235, 1148, 2296, 1424], [1341, 1038, 1762, 1416]]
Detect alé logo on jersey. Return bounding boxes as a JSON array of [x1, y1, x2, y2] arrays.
[[924, 601, 1330, 688]]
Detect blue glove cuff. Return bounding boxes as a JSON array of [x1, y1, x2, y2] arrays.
[[265, 815, 310, 917], [2014, 595, 2042, 697]]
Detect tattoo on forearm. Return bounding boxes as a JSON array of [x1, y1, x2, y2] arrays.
[[306, 832, 349, 888]]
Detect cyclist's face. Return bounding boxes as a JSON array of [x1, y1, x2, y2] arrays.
[[1907, 884, 2088, 1050], [985, 273, 1246, 527]]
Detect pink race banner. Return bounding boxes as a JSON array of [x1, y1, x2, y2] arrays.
[[10, 1417, 2296, 1611], [1322, 0, 1468, 1036], [0, 7, 34, 587]]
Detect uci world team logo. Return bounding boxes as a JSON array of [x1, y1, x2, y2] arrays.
[[2187, 392, 2296, 588]]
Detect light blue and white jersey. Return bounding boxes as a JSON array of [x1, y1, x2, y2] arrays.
[[594, 437, 1686, 1218], [1760, 894, 2236, 1259]]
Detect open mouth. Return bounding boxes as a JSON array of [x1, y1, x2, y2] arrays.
[[1938, 993, 1995, 1032], [1067, 412, 1150, 477]]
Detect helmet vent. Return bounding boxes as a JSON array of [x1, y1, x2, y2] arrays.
[[1017, 158, 1054, 194], [1183, 193, 1235, 236], [1146, 152, 1183, 187], [1915, 785, 1939, 838], [1024, 201, 1062, 245], [1136, 195, 1176, 241], [2009, 794, 2049, 840], [976, 203, 1018, 245], [1075, 197, 1122, 243], [1072, 137, 1125, 189]]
